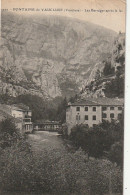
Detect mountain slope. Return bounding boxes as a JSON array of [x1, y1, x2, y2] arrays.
[[79, 33, 125, 99], [0, 12, 117, 98]]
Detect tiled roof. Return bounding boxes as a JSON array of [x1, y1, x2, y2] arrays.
[[70, 100, 99, 106], [92, 98, 124, 106], [69, 98, 124, 106]]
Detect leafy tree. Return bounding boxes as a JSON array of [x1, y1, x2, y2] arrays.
[[56, 97, 68, 123], [108, 141, 123, 169], [103, 61, 114, 76], [70, 124, 113, 158], [69, 118, 124, 163], [0, 140, 123, 194], [0, 118, 21, 148]]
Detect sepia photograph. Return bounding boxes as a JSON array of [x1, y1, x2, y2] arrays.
[[0, 0, 126, 194]]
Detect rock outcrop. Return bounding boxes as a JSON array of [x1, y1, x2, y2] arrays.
[[0, 12, 117, 98]]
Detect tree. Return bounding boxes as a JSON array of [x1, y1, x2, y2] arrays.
[[56, 97, 68, 123], [0, 118, 21, 148], [69, 118, 124, 161], [108, 141, 123, 169], [103, 61, 114, 76], [95, 69, 101, 80], [70, 125, 110, 158]]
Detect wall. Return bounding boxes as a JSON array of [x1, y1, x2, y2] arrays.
[[66, 104, 123, 134], [66, 105, 102, 134], [102, 106, 123, 121], [11, 109, 24, 118]]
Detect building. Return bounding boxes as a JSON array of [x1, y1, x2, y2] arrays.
[[34, 120, 61, 132], [66, 98, 124, 134], [0, 103, 33, 134], [10, 104, 33, 133]]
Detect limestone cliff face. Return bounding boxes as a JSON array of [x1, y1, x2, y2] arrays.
[[0, 12, 117, 98], [79, 33, 125, 99]]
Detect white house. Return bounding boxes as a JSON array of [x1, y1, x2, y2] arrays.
[[0, 103, 33, 134], [10, 104, 33, 133], [66, 98, 124, 134]]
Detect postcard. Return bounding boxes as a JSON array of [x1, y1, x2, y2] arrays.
[[0, 0, 126, 194]]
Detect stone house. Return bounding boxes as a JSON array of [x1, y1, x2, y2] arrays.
[[66, 98, 124, 135]]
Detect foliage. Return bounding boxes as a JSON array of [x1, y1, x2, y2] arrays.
[[102, 61, 114, 76], [0, 118, 22, 148], [108, 141, 123, 169], [0, 117, 123, 194], [95, 69, 101, 80], [69, 118, 124, 166], [56, 97, 68, 123], [0, 94, 69, 123], [15, 94, 57, 122], [70, 124, 112, 158], [105, 73, 124, 98], [0, 139, 123, 194], [80, 32, 125, 98]]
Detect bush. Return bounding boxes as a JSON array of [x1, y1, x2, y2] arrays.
[[0, 118, 22, 148], [69, 119, 124, 164], [108, 141, 123, 169], [0, 143, 123, 194]]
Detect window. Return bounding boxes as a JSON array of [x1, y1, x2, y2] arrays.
[[102, 107, 107, 111], [76, 107, 80, 111], [118, 107, 122, 110], [85, 107, 88, 111], [118, 113, 122, 119], [110, 107, 114, 110], [93, 107, 96, 111], [93, 115, 96, 120], [76, 115, 80, 121], [85, 115, 88, 120], [23, 118, 31, 122], [110, 113, 114, 118], [102, 113, 107, 118]]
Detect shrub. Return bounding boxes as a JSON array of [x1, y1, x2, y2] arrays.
[[0, 118, 22, 148], [0, 143, 122, 194]]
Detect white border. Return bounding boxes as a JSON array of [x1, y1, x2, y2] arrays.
[[0, 0, 129, 194], [124, 0, 130, 195]]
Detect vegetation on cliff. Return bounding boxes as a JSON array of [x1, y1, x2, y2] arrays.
[[80, 32, 125, 99]]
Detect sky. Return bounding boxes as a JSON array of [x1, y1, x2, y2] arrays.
[[1, 0, 126, 32]]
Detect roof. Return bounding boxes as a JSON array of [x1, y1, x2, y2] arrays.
[[92, 98, 124, 106], [11, 104, 31, 112], [12, 103, 29, 110], [68, 98, 124, 106], [0, 104, 23, 123], [35, 120, 61, 125], [0, 103, 31, 113]]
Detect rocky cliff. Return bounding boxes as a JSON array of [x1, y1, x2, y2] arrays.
[[79, 33, 125, 99], [0, 12, 117, 99]]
